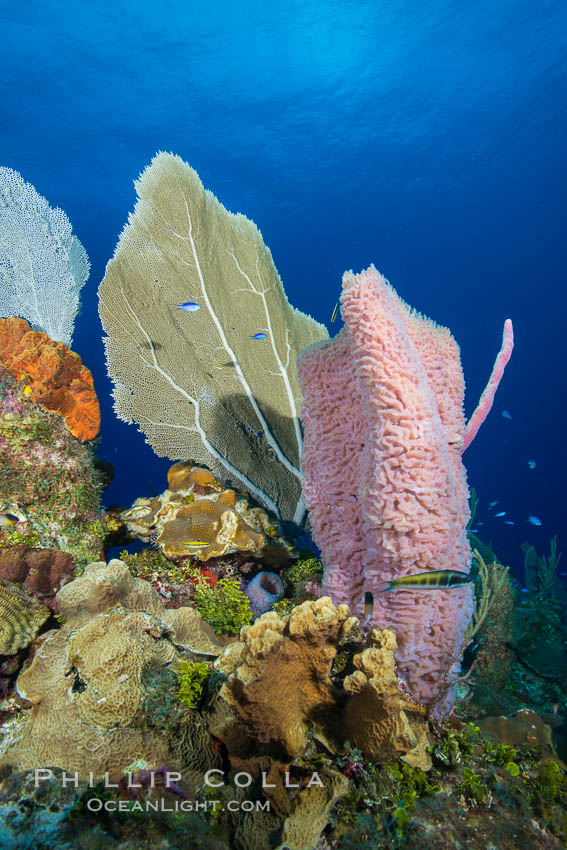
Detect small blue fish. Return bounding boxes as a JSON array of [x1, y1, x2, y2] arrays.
[[468, 528, 479, 534], [504, 520, 515, 525], [520, 588, 529, 593], [495, 511, 506, 517], [177, 301, 201, 312], [251, 332, 267, 340], [489, 501, 498, 508], [528, 515, 542, 526], [502, 410, 512, 420], [528, 460, 536, 469]]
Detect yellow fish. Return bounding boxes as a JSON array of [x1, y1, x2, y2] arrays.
[[182, 540, 210, 548], [377, 569, 471, 593], [0, 513, 19, 527], [23, 385, 33, 396]]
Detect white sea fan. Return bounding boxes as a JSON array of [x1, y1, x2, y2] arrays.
[[0, 167, 90, 346]]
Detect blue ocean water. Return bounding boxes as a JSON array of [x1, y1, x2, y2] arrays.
[[1, 0, 565, 577]]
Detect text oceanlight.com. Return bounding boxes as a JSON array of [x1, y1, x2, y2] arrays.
[[87, 798, 270, 813], [33, 767, 326, 812]]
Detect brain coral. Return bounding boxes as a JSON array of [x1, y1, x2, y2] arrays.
[[0, 578, 50, 654], [0, 559, 224, 783], [0, 317, 100, 441]]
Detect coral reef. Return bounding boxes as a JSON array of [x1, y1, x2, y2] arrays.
[[278, 766, 349, 850], [98, 152, 328, 524], [478, 708, 559, 754], [297, 266, 478, 711], [209, 597, 357, 757], [0, 317, 100, 441], [343, 628, 431, 770], [0, 578, 50, 654], [121, 461, 290, 563], [207, 597, 429, 772], [55, 558, 225, 655], [0, 767, 87, 849], [0, 559, 223, 786], [191, 574, 253, 634], [0, 364, 105, 567], [0, 545, 74, 612], [331, 721, 566, 849]]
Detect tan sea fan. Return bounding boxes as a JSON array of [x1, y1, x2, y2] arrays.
[[98, 153, 328, 524]]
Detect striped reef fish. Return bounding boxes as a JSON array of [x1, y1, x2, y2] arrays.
[[376, 569, 472, 593]]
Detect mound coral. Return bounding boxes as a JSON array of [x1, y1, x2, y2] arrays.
[[0, 545, 74, 612], [121, 461, 289, 563], [0, 317, 100, 441], [55, 558, 224, 655], [0, 559, 223, 784], [297, 266, 512, 712], [0, 579, 50, 654]]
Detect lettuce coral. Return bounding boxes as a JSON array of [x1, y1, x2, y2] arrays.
[[121, 461, 290, 564]]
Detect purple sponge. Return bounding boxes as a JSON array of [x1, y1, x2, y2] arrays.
[[244, 571, 284, 616]]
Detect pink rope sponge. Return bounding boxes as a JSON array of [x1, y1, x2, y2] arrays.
[[462, 318, 514, 452], [297, 266, 513, 713]]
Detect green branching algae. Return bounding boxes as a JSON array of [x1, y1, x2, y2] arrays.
[[176, 661, 211, 709], [191, 575, 253, 634]]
